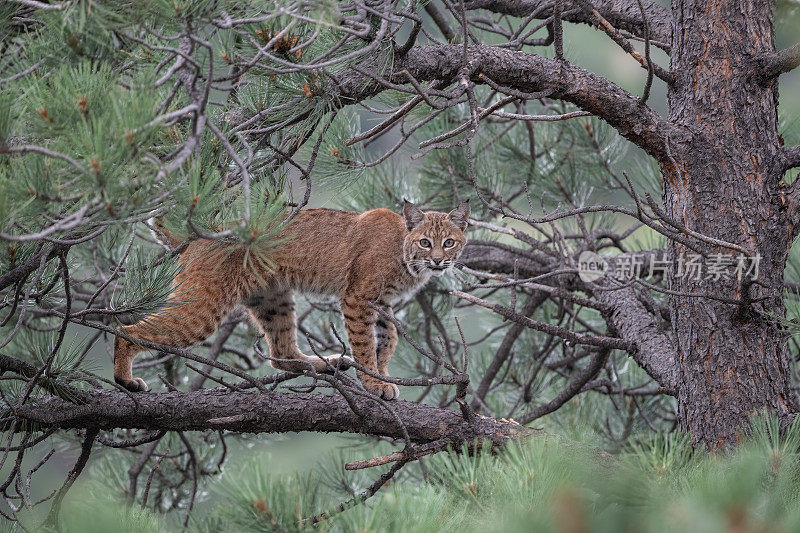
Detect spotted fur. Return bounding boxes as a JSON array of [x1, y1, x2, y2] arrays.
[[113, 201, 469, 400]]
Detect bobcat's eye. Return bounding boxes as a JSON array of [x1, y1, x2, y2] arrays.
[[443, 238, 455, 248], [419, 238, 432, 248]]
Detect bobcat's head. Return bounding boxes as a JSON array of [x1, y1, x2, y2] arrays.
[[402, 200, 470, 277]]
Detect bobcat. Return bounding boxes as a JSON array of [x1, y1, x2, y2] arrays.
[[113, 201, 469, 400]]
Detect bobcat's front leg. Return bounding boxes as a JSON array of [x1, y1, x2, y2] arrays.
[[375, 307, 398, 376], [341, 296, 399, 400]]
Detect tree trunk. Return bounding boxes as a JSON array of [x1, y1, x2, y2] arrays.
[[666, 0, 798, 447]]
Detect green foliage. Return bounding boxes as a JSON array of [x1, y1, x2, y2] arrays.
[[116, 247, 182, 324], [87, 431, 230, 519], [24, 476, 168, 533], [425, 440, 494, 500], [214, 461, 321, 532], [46, 416, 800, 532], [221, 418, 800, 533]]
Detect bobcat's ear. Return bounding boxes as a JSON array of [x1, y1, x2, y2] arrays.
[[448, 200, 470, 230], [403, 200, 426, 231]]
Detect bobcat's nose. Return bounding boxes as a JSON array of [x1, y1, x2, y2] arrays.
[[432, 257, 443, 265]]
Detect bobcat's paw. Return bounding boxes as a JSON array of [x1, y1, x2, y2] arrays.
[[365, 380, 400, 400], [115, 376, 149, 392]]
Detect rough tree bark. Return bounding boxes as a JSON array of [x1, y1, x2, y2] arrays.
[[664, 0, 799, 446], [7, 384, 531, 446]]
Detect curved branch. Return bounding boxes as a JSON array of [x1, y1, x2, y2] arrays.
[[424, 1, 456, 42], [333, 45, 677, 162], [0, 244, 65, 292], [45, 427, 98, 526]]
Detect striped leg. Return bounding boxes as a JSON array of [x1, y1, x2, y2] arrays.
[[375, 307, 398, 376], [342, 296, 399, 400], [113, 280, 238, 392], [247, 289, 348, 373]]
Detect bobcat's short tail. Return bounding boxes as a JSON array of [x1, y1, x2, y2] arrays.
[[148, 216, 184, 250]]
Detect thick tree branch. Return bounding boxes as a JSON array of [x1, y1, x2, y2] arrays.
[[758, 43, 800, 80], [0, 353, 92, 404], [463, 0, 672, 49], [591, 280, 679, 395], [784, 144, 800, 172], [12, 387, 534, 445]]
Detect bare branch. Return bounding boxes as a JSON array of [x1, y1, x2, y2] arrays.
[[471, 291, 549, 407], [45, 427, 98, 526], [452, 290, 634, 351], [0, 243, 65, 292], [571, 0, 672, 83], [0, 143, 87, 174], [424, 1, 457, 41], [480, 108, 592, 121], [518, 348, 610, 423], [463, 0, 672, 49]]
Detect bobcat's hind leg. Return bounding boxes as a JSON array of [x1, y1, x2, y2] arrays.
[[113, 275, 240, 392], [246, 289, 350, 374]]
